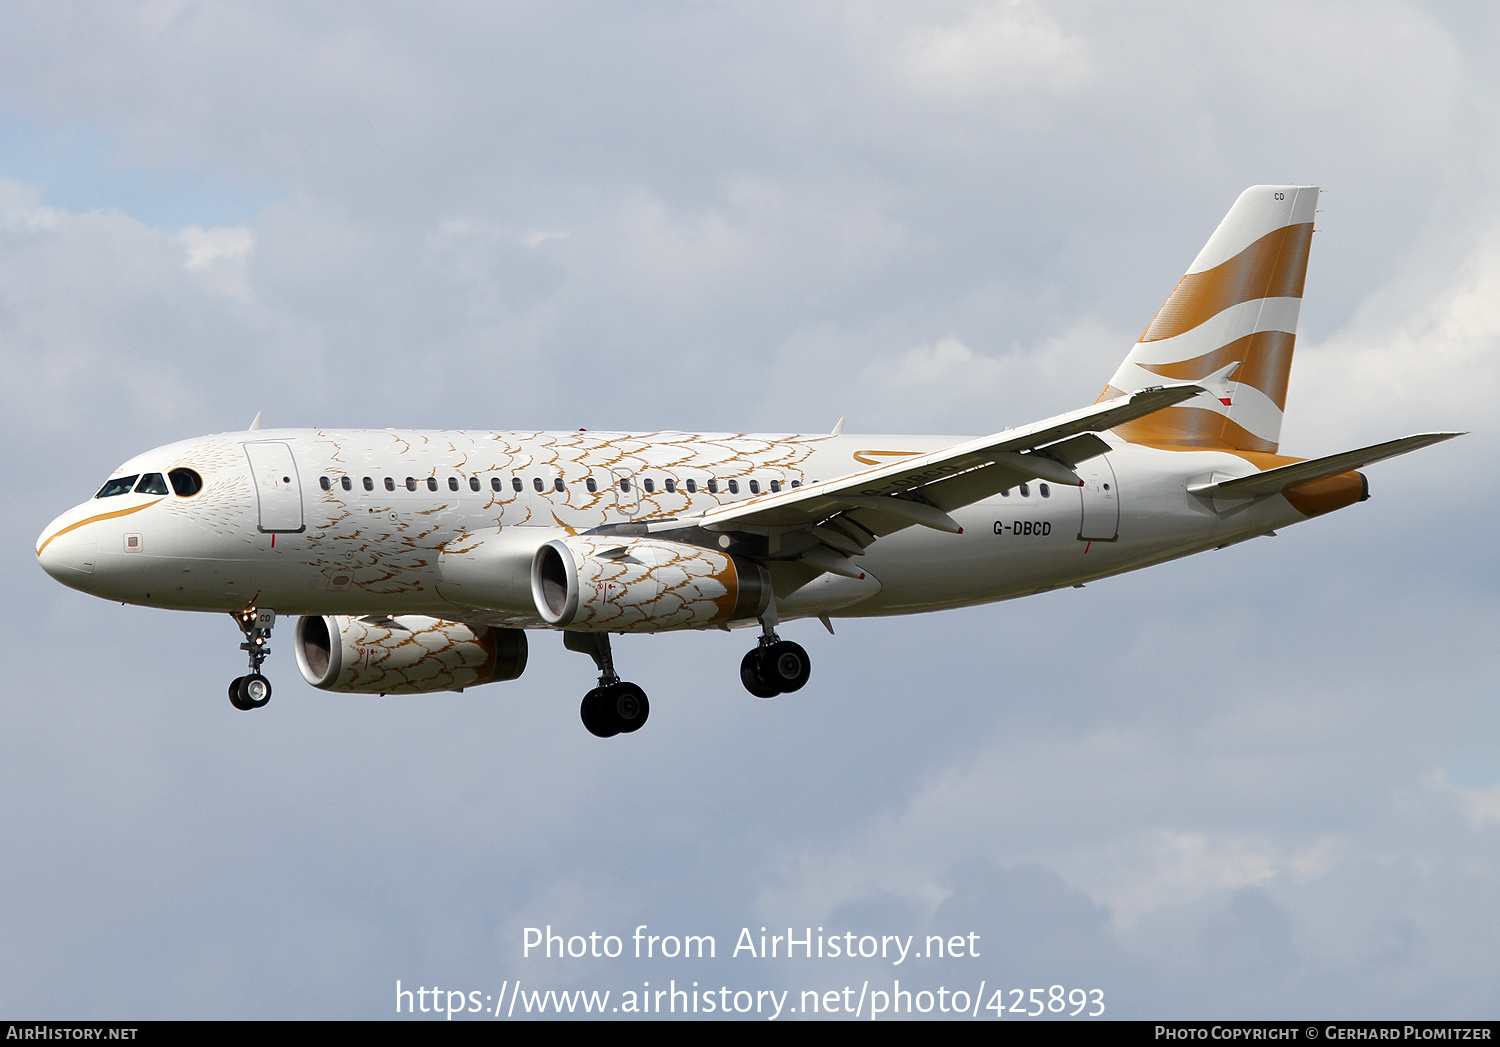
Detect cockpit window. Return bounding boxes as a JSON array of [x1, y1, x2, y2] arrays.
[[169, 468, 204, 497], [135, 473, 170, 495], [97, 475, 139, 498]]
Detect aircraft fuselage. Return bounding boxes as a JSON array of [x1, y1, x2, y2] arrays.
[[37, 426, 1306, 623]]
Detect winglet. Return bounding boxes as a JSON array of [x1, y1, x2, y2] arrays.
[[1200, 361, 1241, 406]]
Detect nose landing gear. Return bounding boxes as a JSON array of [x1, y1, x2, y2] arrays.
[[228, 607, 275, 711], [565, 632, 650, 737]]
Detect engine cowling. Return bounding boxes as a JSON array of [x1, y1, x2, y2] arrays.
[[294, 615, 528, 694], [531, 536, 769, 631]]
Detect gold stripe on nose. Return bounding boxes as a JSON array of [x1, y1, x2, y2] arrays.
[[36, 499, 164, 556]]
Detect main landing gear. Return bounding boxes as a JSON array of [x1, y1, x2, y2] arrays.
[[739, 597, 811, 699], [564, 632, 649, 738], [740, 634, 811, 698], [228, 607, 275, 711]]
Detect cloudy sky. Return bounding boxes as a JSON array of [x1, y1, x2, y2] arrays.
[[3, 1, 1497, 1020]]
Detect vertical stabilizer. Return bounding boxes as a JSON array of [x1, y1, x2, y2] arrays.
[[1099, 185, 1318, 453]]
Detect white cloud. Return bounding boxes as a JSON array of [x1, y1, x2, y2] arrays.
[[901, 1, 1091, 99], [179, 224, 255, 300]]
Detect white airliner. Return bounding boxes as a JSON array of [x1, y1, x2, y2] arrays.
[[36, 186, 1457, 736]]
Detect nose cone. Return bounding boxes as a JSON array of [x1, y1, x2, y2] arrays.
[[37, 511, 98, 587]]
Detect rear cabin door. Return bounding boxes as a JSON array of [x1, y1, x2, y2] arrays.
[[1077, 454, 1119, 542], [243, 441, 306, 533]]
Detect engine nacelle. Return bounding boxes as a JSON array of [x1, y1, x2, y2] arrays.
[[531, 536, 769, 632], [294, 614, 528, 694]]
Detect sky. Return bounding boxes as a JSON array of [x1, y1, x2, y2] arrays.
[[2, 0, 1497, 1020]]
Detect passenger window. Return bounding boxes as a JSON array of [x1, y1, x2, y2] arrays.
[[554, 478, 565, 493], [385, 477, 395, 492], [533, 477, 544, 492], [490, 477, 501, 491], [728, 479, 739, 494], [791, 480, 801, 488], [449, 477, 460, 492], [469, 477, 480, 492], [685, 479, 697, 494], [512, 477, 522, 492], [319, 476, 331, 491], [665, 479, 676, 493], [619, 478, 632, 493], [135, 473, 169, 495], [770, 480, 780, 493], [1040, 483, 1050, 498], [1001, 489, 1010, 497], [406, 478, 417, 491], [341, 476, 352, 491], [749, 480, 760, 494], [363, 477, 373, 491], [426, 478, 438, 492], [586, 477, 598, 493], [644, 478, 655, 494], [97, 475, 140, 498], [707, 479, 718, 494], [168, 468, 203, 497], [1019, 483, 1030, 497]]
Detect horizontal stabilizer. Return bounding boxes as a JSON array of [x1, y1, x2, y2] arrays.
[[1188, 432, 1463, 499]]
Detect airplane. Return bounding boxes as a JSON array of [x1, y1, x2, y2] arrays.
[[36, 185, 1459, 737]]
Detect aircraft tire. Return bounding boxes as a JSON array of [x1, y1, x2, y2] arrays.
[[580, 688, 618, 738], [740, 649, 780, 698], [237, 673, 272, 709], [228, 677, 254, 711], [608, 682, 650, 734], [762, 641, 811, 693]]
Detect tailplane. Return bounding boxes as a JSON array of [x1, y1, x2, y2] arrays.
[[1100, 185, 1318, 454]]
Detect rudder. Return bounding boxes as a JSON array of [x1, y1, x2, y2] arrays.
[[1099, 185, 1319, 453]]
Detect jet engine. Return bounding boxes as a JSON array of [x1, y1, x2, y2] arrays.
[[531, 535, 769, 631], [294, 614, 528, 694]]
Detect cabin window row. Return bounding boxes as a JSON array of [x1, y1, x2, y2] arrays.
[[1000, 483, 1051, 498], [317, 475, 803, 495]]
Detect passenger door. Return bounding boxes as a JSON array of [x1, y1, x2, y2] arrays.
[[1077, 455, 1119, 542], [243, 441, 306, 533]]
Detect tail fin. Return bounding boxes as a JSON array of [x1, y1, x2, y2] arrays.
[[1099, 185, 1319, 454]]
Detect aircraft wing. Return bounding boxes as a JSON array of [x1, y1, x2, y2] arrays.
[[644, 384, 1206, 574], [1187, 432, 1464, 499]]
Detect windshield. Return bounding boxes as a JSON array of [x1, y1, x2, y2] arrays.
[[96, 475, 140, 498]]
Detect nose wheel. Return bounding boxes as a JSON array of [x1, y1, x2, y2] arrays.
[[229, 673, 272, 710], [228, 607, 275, 711]]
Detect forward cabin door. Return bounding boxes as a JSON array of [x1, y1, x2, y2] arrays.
[[1077, 454, 1119, 542], [243, 441, 306, 533]]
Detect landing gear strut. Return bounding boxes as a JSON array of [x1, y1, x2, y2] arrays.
[[740, 601, 811, 698], [228, 607, 275, 711], [564, 632, 649, 738]]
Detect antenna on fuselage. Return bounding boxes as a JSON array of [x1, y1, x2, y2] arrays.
[[248, 411, 263, 431], [830, 417, 844, 436]]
